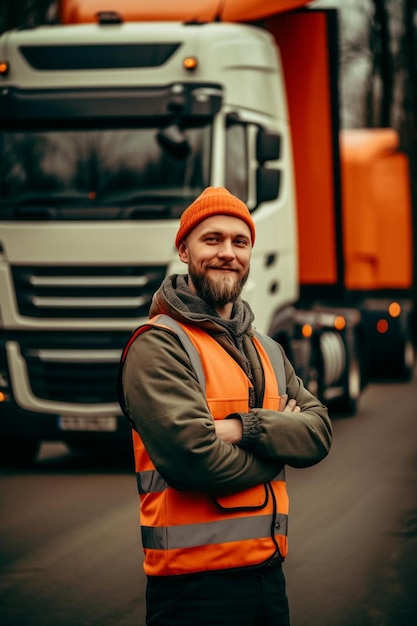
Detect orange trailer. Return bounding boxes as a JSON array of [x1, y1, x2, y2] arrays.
[[265, 12, 414, 380], [340, 128, 412, 292], [339, 128, 414, 377]]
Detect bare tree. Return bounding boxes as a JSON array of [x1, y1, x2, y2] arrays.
[[366, 0, 393, 126], [397, 0, 417, 313], [399, 0, 417, 149]]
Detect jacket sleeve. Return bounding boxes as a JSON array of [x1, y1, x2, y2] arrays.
[[239, 345, 332, 467], [121, 327, 283, 495]]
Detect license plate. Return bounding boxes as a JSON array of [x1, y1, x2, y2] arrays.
[[58, 415, 117, 432]]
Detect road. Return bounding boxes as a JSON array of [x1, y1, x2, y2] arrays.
[[1, 374, 417, 626]]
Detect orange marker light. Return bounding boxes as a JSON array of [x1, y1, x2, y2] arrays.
[[302, 324, 313, 338], [388, 302, 401, 318], [183, 57, 198, 71], [377, 319, 389, 334], [0, 62, 9, 75], [0, 391, 6, 402], [334, 316, 346, 331]]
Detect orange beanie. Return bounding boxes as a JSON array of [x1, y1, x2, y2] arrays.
[[175, 187, 256, 249]]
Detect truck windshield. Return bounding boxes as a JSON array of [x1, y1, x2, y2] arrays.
[[0, 124, 211, 219]]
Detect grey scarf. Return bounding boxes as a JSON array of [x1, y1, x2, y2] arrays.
[[150, 274, 255, 348]]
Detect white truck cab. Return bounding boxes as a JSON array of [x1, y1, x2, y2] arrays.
[[0, 17, 301, 463]]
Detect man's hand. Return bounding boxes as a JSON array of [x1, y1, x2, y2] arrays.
[[214, 394, 301, 444], [279, 394, 301, 413], [214, 418, 243, 444]]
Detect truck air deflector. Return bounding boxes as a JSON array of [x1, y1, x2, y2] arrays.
[[19, 43, 181, 70]]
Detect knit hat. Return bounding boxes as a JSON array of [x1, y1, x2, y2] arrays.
[[175, 187, 256, 249]]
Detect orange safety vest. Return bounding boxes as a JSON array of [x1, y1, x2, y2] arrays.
[[119, 314, 289, 576]]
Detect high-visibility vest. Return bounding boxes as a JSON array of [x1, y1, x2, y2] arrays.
[[118, 314, 289, 576]]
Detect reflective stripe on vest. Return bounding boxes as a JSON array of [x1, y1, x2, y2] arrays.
[[142, 511, 288, 550], [122, 315, 289, 576]]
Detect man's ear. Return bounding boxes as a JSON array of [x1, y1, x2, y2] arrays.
[[178, 241, 189, 264]]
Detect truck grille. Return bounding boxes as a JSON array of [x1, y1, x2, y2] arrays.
[[12, 265, 166, 319], [25, 348, 120, 404], [7, 333, 131, 406]]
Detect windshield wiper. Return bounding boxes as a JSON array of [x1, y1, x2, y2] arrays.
[[4, 191, 93, 207], [0, 189, 201, 220], [102, 188, 201, 219], [102, 188, 199, 206]]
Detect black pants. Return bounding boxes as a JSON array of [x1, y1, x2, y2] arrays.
[[146, 563, 290, 626]]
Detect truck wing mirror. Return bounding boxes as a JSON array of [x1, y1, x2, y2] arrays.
[[257, 167, 281, 203], [257, 129, 281, 163]]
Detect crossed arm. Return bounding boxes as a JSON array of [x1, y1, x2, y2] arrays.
[[215, 395, 301, 444], [123, 329, 332, 493]]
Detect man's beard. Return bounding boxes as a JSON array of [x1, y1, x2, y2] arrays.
[[189, 264, 249, 308]]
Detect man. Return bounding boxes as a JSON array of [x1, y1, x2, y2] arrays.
[[118, 186, 332, 626]]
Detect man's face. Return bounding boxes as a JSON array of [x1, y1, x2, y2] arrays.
[[178, 215, 252, 310]]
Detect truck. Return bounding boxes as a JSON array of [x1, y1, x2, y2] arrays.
[[0, 0, 413, 465], [339, 128, 415, 380]]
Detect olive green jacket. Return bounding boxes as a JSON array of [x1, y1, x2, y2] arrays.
[[121, 275, 332, 496]]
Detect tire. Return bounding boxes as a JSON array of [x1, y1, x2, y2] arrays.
[[397, 335, 415, 381], [371, 332, 415, 381], [335, 342, 362, 416]]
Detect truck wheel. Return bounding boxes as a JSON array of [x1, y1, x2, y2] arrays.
[[0, 438, 40, 467], [397, 335, 415, 381], [337, 345, 362, 416], [372, 332, 415, 381]]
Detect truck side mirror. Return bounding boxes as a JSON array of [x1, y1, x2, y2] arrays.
[[257, 167, 281, 203], [257, 129, 281, 163]]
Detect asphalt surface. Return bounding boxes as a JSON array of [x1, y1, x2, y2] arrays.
[[1, 373, 417, 626]]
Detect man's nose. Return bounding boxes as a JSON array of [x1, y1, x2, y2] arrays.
[[218, 240, 236, 258]]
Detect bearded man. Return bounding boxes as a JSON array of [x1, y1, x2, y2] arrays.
[[118, 186, 332, 626]]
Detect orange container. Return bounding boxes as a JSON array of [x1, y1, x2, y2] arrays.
[[340, 129, 413, 291]]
